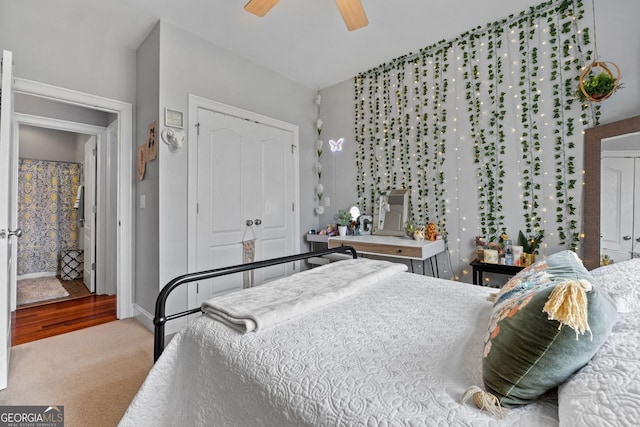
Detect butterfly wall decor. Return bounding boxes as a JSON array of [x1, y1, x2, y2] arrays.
[[329, 138, 344, 152]]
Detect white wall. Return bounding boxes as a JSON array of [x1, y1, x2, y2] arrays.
[[318, 0, 640, 283]]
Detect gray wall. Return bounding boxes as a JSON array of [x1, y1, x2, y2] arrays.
[[6, 0, 638, 316], [0, 1, 137, 105], [126, 21, 320, 326], [15, 94, 112, 128], [317, 0, 640, 281], [18, 125, 83, 163], [134, 23, 161, 317]]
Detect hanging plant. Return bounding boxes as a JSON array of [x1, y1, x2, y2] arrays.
[[576, 61, 621, 102], [576, 0, 622, 103]]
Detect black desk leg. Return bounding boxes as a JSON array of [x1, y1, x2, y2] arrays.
[[472, 267, 481, 285], [422, 256, 440, 278]]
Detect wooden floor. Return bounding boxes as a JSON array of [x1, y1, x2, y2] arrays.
[[11, 294, 118, 346]]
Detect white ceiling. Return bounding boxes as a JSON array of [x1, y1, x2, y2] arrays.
[[28, 0, 547, 89]]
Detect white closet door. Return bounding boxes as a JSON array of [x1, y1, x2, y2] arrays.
[[192, 108, 296, 304], [601, 156, 634, 262]]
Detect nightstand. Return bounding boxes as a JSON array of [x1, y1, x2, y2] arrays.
[[469, 259, 524, 286]]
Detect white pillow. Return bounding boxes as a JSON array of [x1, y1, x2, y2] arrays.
[[590, 259, 640, 313]]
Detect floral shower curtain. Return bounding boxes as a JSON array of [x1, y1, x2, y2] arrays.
[[17, 159, 82, 276]]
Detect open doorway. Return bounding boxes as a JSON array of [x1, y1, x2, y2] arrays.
[[13, 94, 119, 311], [17, 126, 90, 307]]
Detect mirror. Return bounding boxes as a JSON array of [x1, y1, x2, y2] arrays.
[[583, 115, 640, 270], [374, 189, 408, 236]]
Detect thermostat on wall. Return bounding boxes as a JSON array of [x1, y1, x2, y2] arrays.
[[164, 108, 184, 129]]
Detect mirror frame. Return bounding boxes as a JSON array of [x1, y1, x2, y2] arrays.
[[583, 115, 640, 270]]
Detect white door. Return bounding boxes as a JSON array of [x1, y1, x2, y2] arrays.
[[193, 108, 296, 304], [83, 137, 96, 292], [601, 156, 634, 262], [635, 158, 640, 257], [0, 50, 16, 390]]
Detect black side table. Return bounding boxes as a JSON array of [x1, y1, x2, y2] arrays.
[[470, 259, 525, 286]]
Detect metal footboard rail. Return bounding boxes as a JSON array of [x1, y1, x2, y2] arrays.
[[153, 246, 357, 361]]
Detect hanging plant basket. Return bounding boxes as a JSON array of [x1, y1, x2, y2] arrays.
[[577, 61, 621, 103]]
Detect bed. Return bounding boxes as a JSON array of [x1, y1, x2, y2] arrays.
[[119, 248, 640, 426]]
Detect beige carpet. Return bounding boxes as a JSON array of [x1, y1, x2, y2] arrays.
[[0, 318, 153, 427], [17, 276, 70, 306]]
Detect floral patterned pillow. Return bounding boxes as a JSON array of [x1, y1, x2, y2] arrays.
[[480, 250, 617, 408]]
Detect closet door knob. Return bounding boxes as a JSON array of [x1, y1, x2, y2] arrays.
[[623, 235, 632, 241]]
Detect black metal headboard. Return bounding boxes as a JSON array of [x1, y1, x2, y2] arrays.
[[153, 246, 357, 361]]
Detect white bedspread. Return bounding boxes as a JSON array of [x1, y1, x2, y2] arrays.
[[121, 262, 558, 426], [201, 259, 407, 332], [558, 258, 640, 426]]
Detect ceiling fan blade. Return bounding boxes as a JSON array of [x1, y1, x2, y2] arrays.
[[335, 0, 368, 31], [244, 0, 280, 17]]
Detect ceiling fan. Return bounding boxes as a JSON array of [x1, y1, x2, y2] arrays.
[[244, 0, 368, 31]]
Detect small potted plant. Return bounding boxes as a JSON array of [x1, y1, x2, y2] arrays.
[[518, 230, 544, 266], [336, 209, 352, 236]]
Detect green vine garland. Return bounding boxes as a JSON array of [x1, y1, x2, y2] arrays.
[[353, 0, 591, 255]]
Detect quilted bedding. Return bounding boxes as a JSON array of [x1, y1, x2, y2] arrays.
[[557, 258, 640, 426], [120, 260, 559, 426]]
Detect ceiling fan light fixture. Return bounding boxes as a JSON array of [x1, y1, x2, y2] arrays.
[[335, 0, 368, 31], [244, 0, 368, 31], [244, 0, 280, 17]]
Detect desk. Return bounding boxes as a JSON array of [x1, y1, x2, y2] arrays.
[[469, 259, 524, 286], [328, 235, 445, 276]]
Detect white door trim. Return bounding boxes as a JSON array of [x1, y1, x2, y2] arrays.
[[13, 78, 134, 319], [187, 94, 301, 287]]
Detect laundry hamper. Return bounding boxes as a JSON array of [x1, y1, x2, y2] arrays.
[[61, 249, 84, 281]]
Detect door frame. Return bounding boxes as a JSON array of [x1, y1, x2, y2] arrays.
[[187, 95, 301, 294], [13, 78, 134, 319], [12, 114, 105, 306]]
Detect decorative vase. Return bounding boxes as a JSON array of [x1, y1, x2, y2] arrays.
[[522, 253, 536, 266], [413, 229, 425, 241], [338, 225, 348, 236]]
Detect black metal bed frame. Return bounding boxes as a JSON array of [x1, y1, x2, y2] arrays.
[[153, 246, 357, 362]]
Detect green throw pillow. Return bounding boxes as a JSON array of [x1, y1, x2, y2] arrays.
[[481, 250, 617, 408]]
